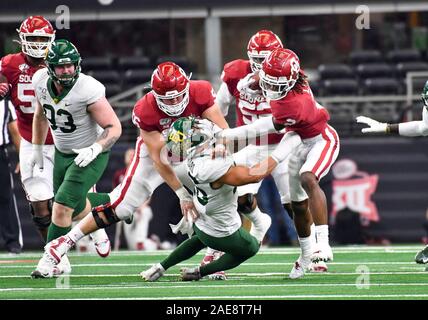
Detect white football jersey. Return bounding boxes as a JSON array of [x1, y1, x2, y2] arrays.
[[33, 69, 105, 153], [186, 151, 242, 237]]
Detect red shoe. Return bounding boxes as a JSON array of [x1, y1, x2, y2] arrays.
[[200, 250, 227, 280]]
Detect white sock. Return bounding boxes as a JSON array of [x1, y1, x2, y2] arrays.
[[67, 226, 86, 244], [315, 225, 330, 246], [298, 236, 313, 262], [245, 206, 263, 225], [310, 223, 316, 246]]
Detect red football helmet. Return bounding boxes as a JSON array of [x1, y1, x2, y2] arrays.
[[260, 48, 300, 100], [247, 30, 283, 72], [151, 62, 190, 117], [17, 16, 55, 59]]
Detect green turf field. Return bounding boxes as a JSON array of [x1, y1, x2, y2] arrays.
[[0, 245, 427, 300]]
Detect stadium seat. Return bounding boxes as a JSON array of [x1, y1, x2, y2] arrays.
[[124, 68, 153, 87], [349, 50, 383, 65], [362, 78, 401, 95], [356, 63, 394, 80], [387, 49, 422, 63], [395, 61, 428, 78], [407, 77, 428, 93], [87, 70, 121, 85], [118, 56, 152, 70], [325, 103, 357, 136], [361, 102, 399, 123], [308, 80, 321, 96], [82, 56, 114, 71], [105, 83, 122, 97], [318, 64, 354, 80], [322, 79, 359, 96]]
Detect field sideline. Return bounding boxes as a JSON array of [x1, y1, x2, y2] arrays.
[[0, 245, 427, 300]]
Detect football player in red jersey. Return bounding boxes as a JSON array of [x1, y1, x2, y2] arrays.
[[0, 16, 56, 241], [215, 48, 340, 279], [34, 62, 241, 278], [212, 30, 284, 278]]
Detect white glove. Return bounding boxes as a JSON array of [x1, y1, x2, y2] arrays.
[[194, 118, 222, 136], [72, 143, 103, 167], [356, 116, 387, 133], [29, 144, 44, 173], [175, 186, 199, 222], [237, 73, 261, 96]]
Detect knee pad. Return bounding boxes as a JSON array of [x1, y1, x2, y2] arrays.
[[30, 200, 52, 229], [238, 193, 255, 214], [92, 204, 120, 229]]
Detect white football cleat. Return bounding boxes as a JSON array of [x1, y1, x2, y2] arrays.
[[31, 249, 61, 279], [89, 229, 111, 258], [250, 213, 272, 243], [53, 255, 72, 276], [308, 260, 328, 273], [140, 263, 165, 282], [31, 236, 75, 279], [289, 261, 305, 279], [311, 244, 334, 263]]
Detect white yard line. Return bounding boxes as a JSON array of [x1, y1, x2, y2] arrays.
[[1, 271, 427, 278], [0, 261, 418, 269], [0, 245, 423, 259], [6, 294, 428, 300], [2, 282, 428, 292]]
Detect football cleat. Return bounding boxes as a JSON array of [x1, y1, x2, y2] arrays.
[[415, 246, 428, 264], [249, 213, 272, 243], [201, 250, 227, 280], [289, 260, 306, 279], [180, 266, 201, 281], [308, 260, 328, 273], [31, 250, 61, 279], [89, 229, 111, 258], [140, 263, 165, 281], [310, 244, 334, 263], [53, 255, 72, 276]]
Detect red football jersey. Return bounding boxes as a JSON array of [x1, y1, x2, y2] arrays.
[[0, 53, 53, 144], [270, 85, 330, 139], [221, 59, 283, 145], [132, 80, 215, 134]]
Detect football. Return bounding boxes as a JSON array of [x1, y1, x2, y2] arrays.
[[249, 73, 261, 90]]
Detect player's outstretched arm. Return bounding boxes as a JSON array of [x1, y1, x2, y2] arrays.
[[213, 158, 278, 189], [356, 108, 428, 137]]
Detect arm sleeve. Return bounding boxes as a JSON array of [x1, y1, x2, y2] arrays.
[[398, 107, 428, 136], [215, 82, 234, 116], [270, 132, 302, 163], [220, 116, 278, 140]]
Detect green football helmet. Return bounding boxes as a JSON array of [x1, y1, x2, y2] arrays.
[[46, 39, 81, 86], [422, 80, 428, 108], [166, 116, 216, 160]]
